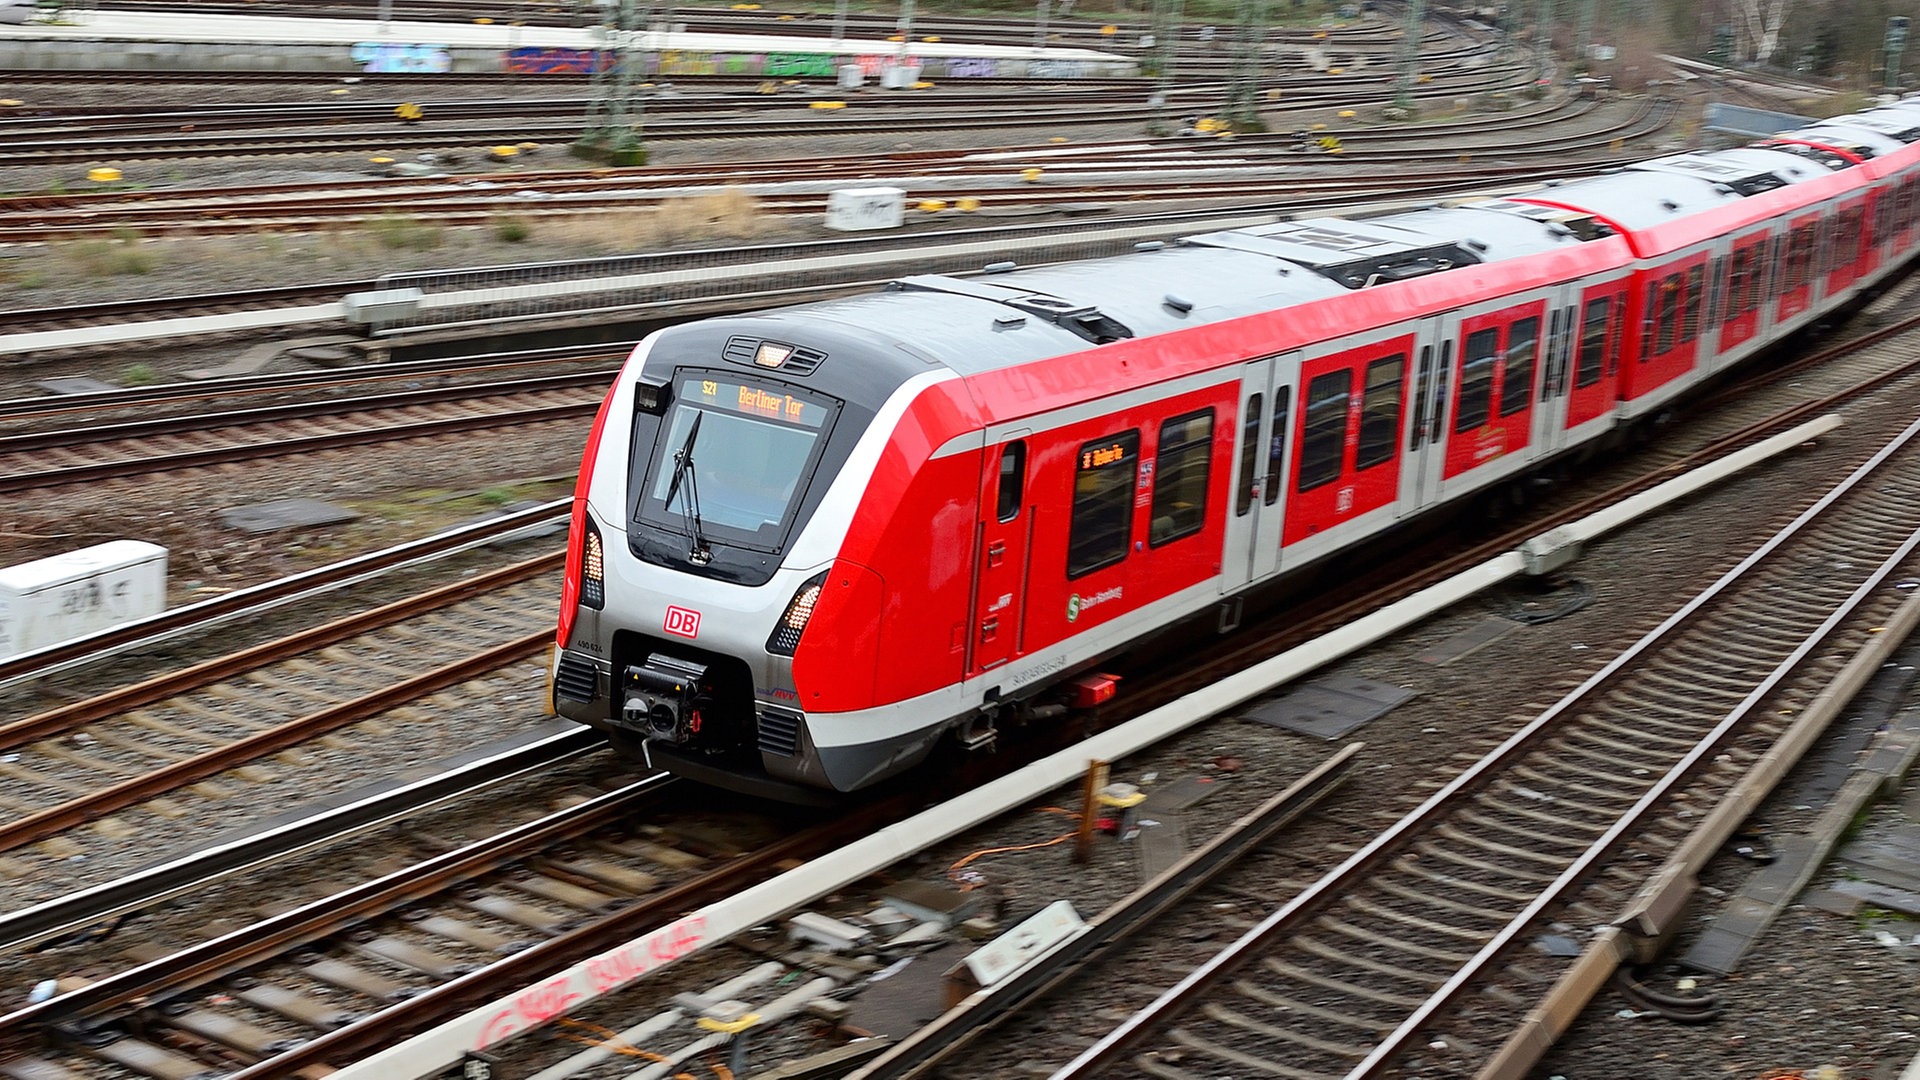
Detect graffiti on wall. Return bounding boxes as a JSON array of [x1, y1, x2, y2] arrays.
[[499, 46, 1025, 79], [352, 41, 452, 73]]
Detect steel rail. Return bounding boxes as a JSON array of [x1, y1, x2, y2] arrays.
[[0, 501, 566, 689], [0, 627, 555, 855], [0, 102, 1675, 241], [0, 552, 559, 751], [0, 723, 606, 955], [1054, 413, 1920, 1077], [0, 773, 680, 1038], [0, 344, 621, 422], [0, 397, 597, 493], [852, 743, 1366, 1080], [0, 95, 1596, 214], [0, 368, 613, 452], [0, 72, 1549, 164], [204, 787, 921, 1080], [1347, 417, 1920, 1077]]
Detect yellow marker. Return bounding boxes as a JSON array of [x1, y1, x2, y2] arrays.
[[395, 102, 425, 122], [0, 99, 20, 107], [1338, 109, 1356, 118], [518, 141, 540, 151], [1020, 167, 1043, 182], [921, 35, 940, 42], [489, 145, 520, 158], [1100, 24, 1116, 34], [918, 199, 948, 212], [1049, 135, 1068, 143], [696, 1013, 760, 1034], [912, 80, 934, 89], [809, 100, 847, 110], [369, 155, 396, 164], [957, 197, 980, 212], [474, 16, 492, 23], [86, 167, 122, 183]]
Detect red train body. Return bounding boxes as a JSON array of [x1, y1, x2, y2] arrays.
[[550, 96, 1920, 800]]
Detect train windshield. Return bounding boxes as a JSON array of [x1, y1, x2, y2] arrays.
[[634, 374, 839, 554]]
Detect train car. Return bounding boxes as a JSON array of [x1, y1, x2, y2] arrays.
[[550, 96, 1920, 801]]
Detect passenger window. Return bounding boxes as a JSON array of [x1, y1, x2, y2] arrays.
[[1500, 318, 1538, 417], [1298, 370, 1351, 492], [1264, 387, 1290, 506], [1066, 430, 1139, 578], [1655, 275, 1681, 354], [1730, 247, 1752, 316], [1576, 298, 1609, 388], [1355, 353, 1405, 470], [1236, 394, 1262, 517], [1679, 266, 1704, 343], [1150, 409, 1214, 547], [996, 441, 1025, 523], [1455, 328, 1497, 432], [1409, 345, 1433, 451]]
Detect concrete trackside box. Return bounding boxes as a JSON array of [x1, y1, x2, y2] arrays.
[[0, 540, 167, 658]]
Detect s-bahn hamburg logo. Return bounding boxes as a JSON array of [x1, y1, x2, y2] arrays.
[[1066, 587, 1123, 623], [663, 605, 702, 638]]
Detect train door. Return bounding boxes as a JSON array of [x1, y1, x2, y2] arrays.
[[1439, 298, 1547, 483], [1622, 250, 1709, 411], [1563, 279, 1628, 436], [1824, 196, 1869, 298], [1775, 210, 1822, 326], [1403, 312, 1457, 512], [1283, 333, 1415, 553], [1221, 353, 1297, 591], [967, 433, 1031, 676], [1716, 230, 1772, 361], [1530, 284, 1581, 455]]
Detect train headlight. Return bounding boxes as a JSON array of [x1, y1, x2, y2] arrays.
[[766, 570, 828, 656], [580, 520, 606, 610]]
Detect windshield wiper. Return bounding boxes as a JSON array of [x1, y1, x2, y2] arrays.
[[663, 411, 713, 566]]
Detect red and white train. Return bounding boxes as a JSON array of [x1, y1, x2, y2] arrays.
[[550, 95, 1920, 800]]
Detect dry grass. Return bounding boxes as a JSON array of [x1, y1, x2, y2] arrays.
[[3, 187, 774, 307], [539, 187, 765, 252]]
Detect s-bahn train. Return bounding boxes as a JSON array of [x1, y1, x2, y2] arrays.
[[550, 95, 1920, 800]]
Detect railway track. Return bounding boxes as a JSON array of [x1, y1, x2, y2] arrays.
[[0, 552, 563, 865], [0, 368, 614, 493], [0, 97, 1671, 243], [1052, 410, 1920, 1079], [0, 769, 911, 1080], [0, 71, 1532, 167], [0, 343, 620, 426]]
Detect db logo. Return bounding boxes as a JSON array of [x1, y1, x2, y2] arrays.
[[663, 605, 702, 638]]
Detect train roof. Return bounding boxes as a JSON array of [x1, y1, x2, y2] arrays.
[[714, 200, 1618, 376], [1771, 124, 1908, 159], [1508, 145, 1838, 232], [1809, 110, 1920, 145]]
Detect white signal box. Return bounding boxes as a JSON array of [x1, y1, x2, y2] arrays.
[[825, 187, 906, 231], [0, 541, 168, 658]]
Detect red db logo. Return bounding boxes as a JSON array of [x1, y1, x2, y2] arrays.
[[663, 605, 702, 638]]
